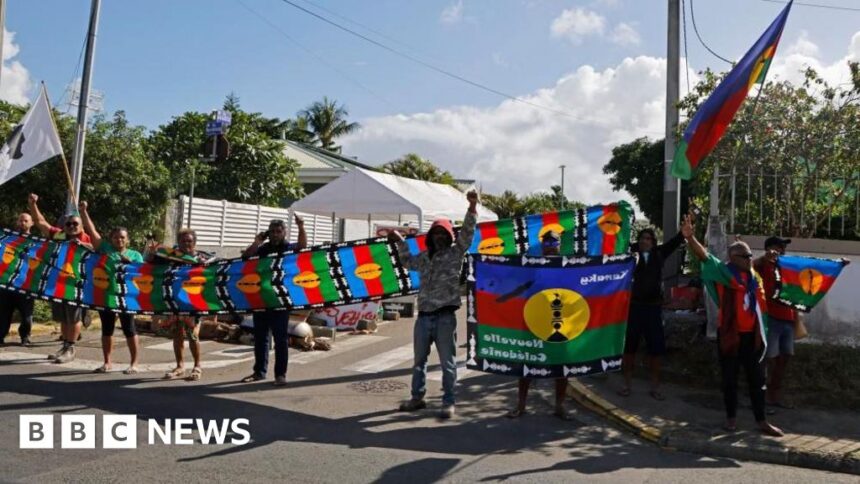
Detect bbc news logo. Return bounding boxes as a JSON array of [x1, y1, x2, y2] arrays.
[[20, 415, 251, 449]]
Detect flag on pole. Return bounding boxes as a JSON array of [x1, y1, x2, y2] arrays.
[[774, 255, 848, 312], [671, 1, 792, 180], [0, 84, 65, 186]]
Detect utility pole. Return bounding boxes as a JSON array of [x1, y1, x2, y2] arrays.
[[0, 0, 6, 87], [559, 165, 566, 210], [662, 0, 681, 284], [68, 0, 101, 209]]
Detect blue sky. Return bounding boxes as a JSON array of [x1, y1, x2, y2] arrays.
[[3, 0, 859, 201]]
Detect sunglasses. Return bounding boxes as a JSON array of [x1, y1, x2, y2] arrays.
[[732, 253, 753, 259], [65, 221, 80, 227], [542, 240, 560, 248]]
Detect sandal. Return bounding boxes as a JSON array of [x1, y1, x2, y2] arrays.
[[506, 408, 527, 419], [92, 364, 111, 373], [123, 366, 139, 375], [163, 367, 185, 380], [617, 387, 631, 397], [188, 367, 202, 381], [649, 390, 666, 401], [554, 408, 572, 421]]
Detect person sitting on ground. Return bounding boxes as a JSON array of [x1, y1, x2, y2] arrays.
[[79, 201, 144, 375], [0, 212, 36, 347], [148, 228, 213, 382], [618, 223, 686, 401], [507, 230, 571, 420], [682, 215, 783, 437], [240, 215, 306, 386], [389, 190, 478, 419], [28, 193, 92, 364]]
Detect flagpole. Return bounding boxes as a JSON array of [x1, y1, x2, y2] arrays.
[[41, 82, 77, 205]]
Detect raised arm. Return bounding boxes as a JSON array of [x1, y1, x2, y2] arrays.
[[295, 214, 307, 250], [78, 201, 103, 249], [388, 230, 423, 271], [455, 190, 479, 253], [27, 193, 53, 236], [680, 213, 707, 261]]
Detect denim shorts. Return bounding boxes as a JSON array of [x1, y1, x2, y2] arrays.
[[766, 318, 794, 357]]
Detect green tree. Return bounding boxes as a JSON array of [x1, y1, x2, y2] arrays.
[[380, 153, 456, 185], [482, 186, 582, 219], [299, 97, 359, 153], [149, 102, 304, 207], [482, 190, 522, 219], [0, 105, 172, 246]]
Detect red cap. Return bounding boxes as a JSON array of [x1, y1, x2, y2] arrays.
[[428, 218, 455, 240]]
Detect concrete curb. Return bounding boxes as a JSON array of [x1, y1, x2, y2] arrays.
[[567, 380, 860, 476]]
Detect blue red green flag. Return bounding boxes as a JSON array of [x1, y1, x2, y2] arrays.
[[775, 255, 848, 312], [671, 1, 792, 180]]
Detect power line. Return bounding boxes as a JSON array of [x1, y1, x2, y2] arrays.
[[689, 0, 733, 65], [761, 0, 860, 12], [57, 33, 88, 112], [274, 0, 583, 120], [233, 0, 394, 109]]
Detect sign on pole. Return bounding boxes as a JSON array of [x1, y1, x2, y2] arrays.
[[205, 120, 225, 136]]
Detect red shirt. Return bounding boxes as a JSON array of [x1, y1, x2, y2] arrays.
[[754, 258, 796, 322], [48, 226, 92, 244], [715, 271, 757, 333]]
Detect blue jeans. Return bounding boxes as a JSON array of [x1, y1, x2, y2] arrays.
[[411, 310, 458, 406], [253, 311, 290, 378]]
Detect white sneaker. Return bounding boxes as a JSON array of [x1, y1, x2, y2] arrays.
[[54, 345, 76, 364]]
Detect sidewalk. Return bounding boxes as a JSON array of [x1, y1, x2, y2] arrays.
[[568, 372, 860, 476]]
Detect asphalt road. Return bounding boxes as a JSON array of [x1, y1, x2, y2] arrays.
[[0, 310, 855, 484]]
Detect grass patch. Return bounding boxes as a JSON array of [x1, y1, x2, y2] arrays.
[[660, 318, 860, 411]]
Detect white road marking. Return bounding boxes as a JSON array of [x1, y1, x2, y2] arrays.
[[342, 344, 414, 373], [0, 351, 252, 373]]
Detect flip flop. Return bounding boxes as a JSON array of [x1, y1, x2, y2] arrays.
[[163, 367, 185, 380], [123, 366, 139, 375], [92, 364, 111, 373], [506, 408, 527, 419], [617, 387, 632, 397]]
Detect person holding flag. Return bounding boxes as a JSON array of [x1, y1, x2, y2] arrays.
[[683, 216, 784, 437], [78, 201, 144, 375], [0, 212, 35, 347], [148, 229, 214, 381], [28, 193, 92, 364], [389, 190, 478, 419], [240, 215, 307, 386]]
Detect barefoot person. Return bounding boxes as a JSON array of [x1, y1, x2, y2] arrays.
[[389, 190, 478, 419], [28, 194, 92, 364], [149, 229, 213, 381], [507, 230, 571, 420], [682, 215, 783, 437], [79, 201, 144, 374], [240, 215, 306, 386], [0, 212, 35, 347]]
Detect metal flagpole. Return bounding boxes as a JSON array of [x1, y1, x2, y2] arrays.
[[67, 0, 102, 211], [0, 0, 6, 87], [662, 0, 681, 284]]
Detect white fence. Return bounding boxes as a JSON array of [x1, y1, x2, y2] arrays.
[[176, 196, 338, 248]]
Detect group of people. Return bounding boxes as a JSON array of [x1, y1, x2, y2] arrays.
[[0, 190, 813, 434]]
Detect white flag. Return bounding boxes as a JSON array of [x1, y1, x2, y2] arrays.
[[0, 84, 64, 186]]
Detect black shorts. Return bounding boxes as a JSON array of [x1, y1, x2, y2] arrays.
[[624, 302, 666, 356], [52, 302, 89, 327], [99, 311, 137, 338]]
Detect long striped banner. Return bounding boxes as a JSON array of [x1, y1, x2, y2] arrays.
[[0, 202, 633, 315]]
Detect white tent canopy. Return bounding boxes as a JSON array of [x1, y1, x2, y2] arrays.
[[290, 168, 497, 232]]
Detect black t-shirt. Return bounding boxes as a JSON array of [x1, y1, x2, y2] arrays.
[[255, 241, 298, 258]]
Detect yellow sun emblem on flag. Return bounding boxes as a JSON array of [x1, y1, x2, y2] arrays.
[[798, 268, 824, 296], [523, 288, 590, 343], [237, 273, 262, 294], [597, 211, 622, 235]]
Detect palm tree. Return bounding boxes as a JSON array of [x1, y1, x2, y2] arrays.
[[482, 190, 523, 219], [380, 153, 456, 185], [299, 97, 360, 153]]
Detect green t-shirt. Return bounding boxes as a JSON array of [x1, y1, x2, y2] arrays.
[[98, 240, 144, 263]]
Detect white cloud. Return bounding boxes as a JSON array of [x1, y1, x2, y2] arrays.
[[0, 29, 33, 105], [769, 31, 859, 88], [550, 8, 606, 44], [440, 1, 464, 25], [610, 22, 641, 46], [342, 31, 857, 209]]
